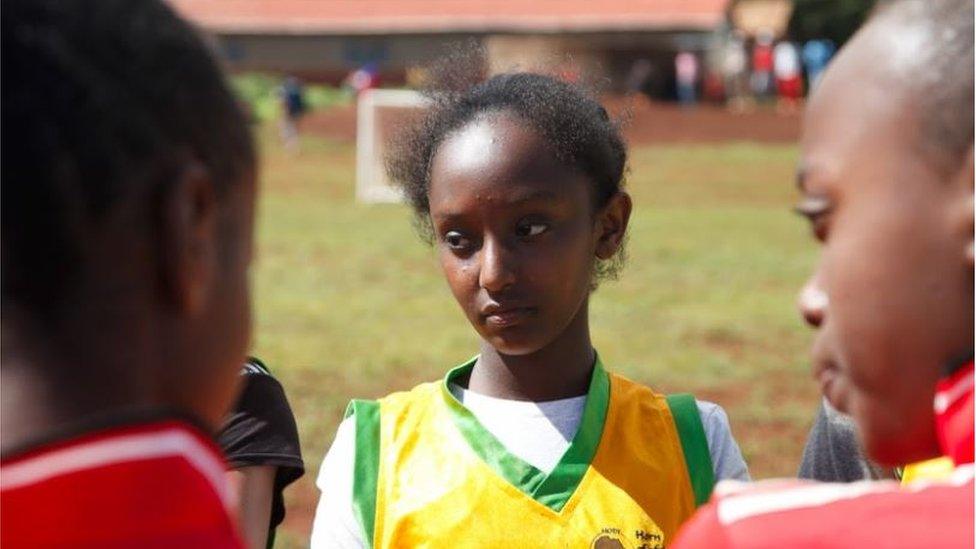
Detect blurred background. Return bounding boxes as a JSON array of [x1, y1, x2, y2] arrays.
[[167, 1, 876, 545]]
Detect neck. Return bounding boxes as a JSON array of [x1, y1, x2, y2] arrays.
[[468, 300, 595, 401], [0, 317, 156, 454]]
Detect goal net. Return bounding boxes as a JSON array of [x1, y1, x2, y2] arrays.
[[355, 89, 430, 203]]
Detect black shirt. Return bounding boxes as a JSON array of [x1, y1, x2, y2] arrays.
[[218, 358, 304, 533]]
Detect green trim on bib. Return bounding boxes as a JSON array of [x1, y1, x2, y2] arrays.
[[346, 399, 380, 548], [440, 354, 610, 513], [666, 393, 715, 507]]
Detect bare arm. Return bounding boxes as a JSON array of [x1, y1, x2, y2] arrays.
[[227, 466, 276, 549]]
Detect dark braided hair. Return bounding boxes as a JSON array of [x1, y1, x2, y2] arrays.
[[386, 71, 629, 281], [2, 0, 255, 319]]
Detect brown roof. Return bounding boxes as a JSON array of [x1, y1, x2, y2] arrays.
[[168, 0, 729, 35]]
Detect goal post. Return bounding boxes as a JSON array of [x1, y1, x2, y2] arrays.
[[355, 88, 430, 203]]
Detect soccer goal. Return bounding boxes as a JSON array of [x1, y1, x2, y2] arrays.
[[355, 88, 430, 203]]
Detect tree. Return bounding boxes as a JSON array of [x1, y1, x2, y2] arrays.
[[787, 0, 877, 46]]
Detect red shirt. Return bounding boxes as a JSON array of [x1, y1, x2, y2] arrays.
[[752, 44, 774, 72], [1, 418, 243, 548], [672, 362, 975, 549]]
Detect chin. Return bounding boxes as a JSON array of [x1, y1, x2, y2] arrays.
[[488, 341, 545, 357], [858, 415, 942, 467], [484, 332, 551, 357]]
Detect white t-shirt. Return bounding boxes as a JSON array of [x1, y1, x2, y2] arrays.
[[774, 41, 801, 79], [310, 387, 750, 548]]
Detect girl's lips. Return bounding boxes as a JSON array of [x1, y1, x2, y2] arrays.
[[484, 307, 535, 327]]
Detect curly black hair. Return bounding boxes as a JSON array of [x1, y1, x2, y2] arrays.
[[386, 71, 629, 281]]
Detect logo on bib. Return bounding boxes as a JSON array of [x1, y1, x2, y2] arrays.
[[590, 528, 628, 549], [635, 528, 664, 549], [591, 526, 664, 549]]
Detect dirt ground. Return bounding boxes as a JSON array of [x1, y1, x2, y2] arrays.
[[301, 96, 801, 146]]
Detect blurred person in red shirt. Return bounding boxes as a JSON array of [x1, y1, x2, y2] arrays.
[[673, 0, 974, 547], [750, 30, 775, 99], [1, 0, 257, 546]]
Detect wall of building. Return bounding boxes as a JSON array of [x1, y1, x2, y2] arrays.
[[214, 30, 712, 96], [216, 33, 476, 83]]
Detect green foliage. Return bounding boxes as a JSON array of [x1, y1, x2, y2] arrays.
[[788, 0, 877, 46], [304, 85, 350, 111], [229, 73, 351, 122]]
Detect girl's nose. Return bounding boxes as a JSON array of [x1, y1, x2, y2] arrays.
[[798, 275, 828, 328], [478, 237, 516, 292]]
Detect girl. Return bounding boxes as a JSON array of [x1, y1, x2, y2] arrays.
[[311, 72, 749, 548]]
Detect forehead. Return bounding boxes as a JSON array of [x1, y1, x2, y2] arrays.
[[801, 17, 927, 186], [428, 111, 590, 212]]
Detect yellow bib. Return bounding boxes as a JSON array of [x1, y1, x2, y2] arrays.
[[346, 357, 714, 548], [900, 457, 955, 485]]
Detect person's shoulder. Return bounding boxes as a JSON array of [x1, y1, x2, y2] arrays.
[[604, 369, 665, 401], [375, 378, 443, 409], [693, 399, 725, 418], [673, 466, 975, 549], [2, 419, 240, 547], [693, 400, 735, 436], [241, 356, 273, 377]]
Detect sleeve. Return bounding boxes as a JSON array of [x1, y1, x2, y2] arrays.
[[310, 416, 367, 549], [797, 399, 889, 482], [697, 400, 751, 482], [218, 358, 305, 529]]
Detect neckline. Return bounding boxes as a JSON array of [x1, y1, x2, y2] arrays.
[[449, 382, 589, 407], [439, 354, 610, 513]]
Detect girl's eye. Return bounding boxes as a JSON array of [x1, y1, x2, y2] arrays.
[[444, 230, 470, 249], [516, 221, 548, 238]]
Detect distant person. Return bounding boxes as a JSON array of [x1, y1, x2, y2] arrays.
[[1, 0, 256, 546], [673, 0, 973, 546], [311, 72, 749, 548], [802, 38, 836, 91], [345, 62, 380, 97], [773, 40, 803, 113], [750, 30, 776, 100], [701, 41, 728, 103], [675, 51, 699, 105], [723, 31, 750, 112], [626, 58, 656, 99], [279, 76, 306, 152], [221, 358, 304, 549]]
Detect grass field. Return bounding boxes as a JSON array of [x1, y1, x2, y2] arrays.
[[250, 126, 821, 546]]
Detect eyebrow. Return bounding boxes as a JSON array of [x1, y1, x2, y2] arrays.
[[505, 189, 561, 204]]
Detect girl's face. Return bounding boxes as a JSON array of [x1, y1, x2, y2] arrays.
[[427, 111, 628, 356]]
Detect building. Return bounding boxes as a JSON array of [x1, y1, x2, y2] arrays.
[[168, 0, 732, 97]]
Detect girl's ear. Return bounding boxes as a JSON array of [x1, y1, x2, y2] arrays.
[[595, 191, 632, 260], [953, 146, 974, 266], [157, 160, 218, 315]]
